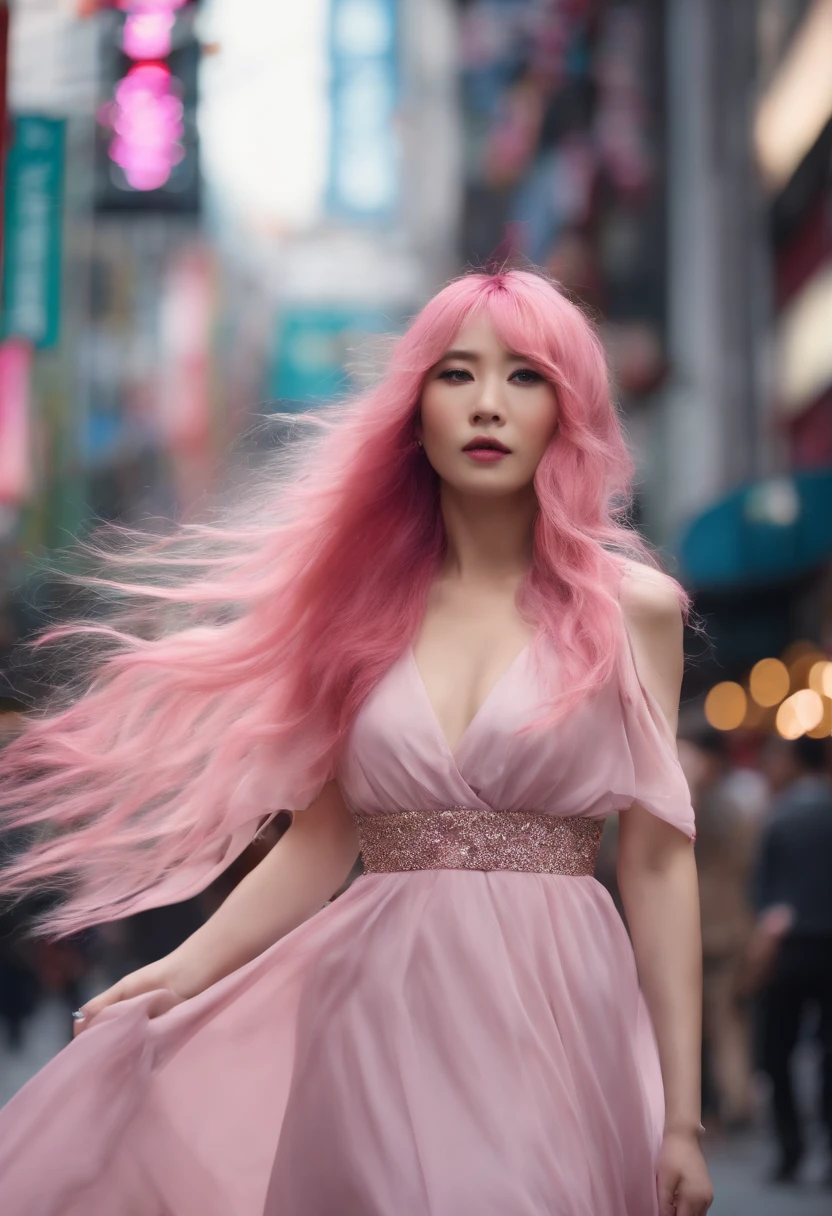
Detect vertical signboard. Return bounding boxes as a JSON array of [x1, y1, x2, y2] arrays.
[[0, 337, 33, 504], [328, 0, 399, 222], [0, 3, 10, 286], [0, 115, 66, 349]]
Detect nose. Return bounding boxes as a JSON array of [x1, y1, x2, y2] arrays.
[[469, 375, 506, 426]]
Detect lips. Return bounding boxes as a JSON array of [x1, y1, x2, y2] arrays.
[[462, 437, 512, 453]]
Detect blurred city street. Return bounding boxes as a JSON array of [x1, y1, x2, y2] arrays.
[[708, 1139, 830, 1216], [1, 0, 831, 1212]]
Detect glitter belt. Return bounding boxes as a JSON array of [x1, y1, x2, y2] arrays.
[[351, 807, 603, 876]]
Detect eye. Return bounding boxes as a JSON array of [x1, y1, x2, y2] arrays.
[[510, 368, 544, 384], [438, 368, 473, 383]]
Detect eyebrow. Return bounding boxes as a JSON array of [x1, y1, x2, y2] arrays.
[[437, 348, 528, 363]]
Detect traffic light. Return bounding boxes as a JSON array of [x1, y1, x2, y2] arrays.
[[93, 2, 200, 215]]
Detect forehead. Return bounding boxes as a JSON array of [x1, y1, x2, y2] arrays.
[[441, 312, 520, 358]]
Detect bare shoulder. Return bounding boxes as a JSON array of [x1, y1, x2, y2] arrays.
[[619, 558, 682, 625], [618, 559, 684, 731]]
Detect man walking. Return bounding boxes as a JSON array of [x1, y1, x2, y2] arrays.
[[753, 735, 832, 1184]]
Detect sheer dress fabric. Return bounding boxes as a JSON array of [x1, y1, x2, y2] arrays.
[[0, 614, 695, 1216]]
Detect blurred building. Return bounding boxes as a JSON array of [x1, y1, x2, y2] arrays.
[[0, 0, 461, 700], [671, 1, 832, 704], [455, 0, 669, 530], [2, 0, 831, 749]]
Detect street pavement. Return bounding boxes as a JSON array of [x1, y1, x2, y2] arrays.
[[1, 997, 830, 1212], [706, 1130, 830, 1215]]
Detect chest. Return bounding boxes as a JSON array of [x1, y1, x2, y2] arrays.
[[411, 593, 535, 756]]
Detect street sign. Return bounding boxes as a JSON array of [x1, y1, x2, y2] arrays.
[[0, 115, 66, 349]]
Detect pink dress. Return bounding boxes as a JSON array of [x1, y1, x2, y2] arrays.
[[0, 624, 695, 1216]]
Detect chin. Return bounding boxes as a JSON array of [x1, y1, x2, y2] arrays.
[[450, 473, 530, 498]]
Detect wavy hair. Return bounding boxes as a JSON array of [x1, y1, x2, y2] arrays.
[[0, 269, 688, 936]]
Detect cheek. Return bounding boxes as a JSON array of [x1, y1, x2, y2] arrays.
[[419, 387, 457, 445], [519, 396, 559, 455]]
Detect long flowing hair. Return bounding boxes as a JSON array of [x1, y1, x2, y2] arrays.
[[0, 269, 688, 936]]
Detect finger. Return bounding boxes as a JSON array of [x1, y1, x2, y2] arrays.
[[672, 1199, 697, 1216], [656, 1171, 679, 1216], [72, 984, 123, 1036]]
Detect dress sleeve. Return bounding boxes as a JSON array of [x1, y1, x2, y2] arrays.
[[617, 613, 696, 843], [102, 768, 327, 919]]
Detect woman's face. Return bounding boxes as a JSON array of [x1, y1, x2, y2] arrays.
[[417, 314, 559, 497]]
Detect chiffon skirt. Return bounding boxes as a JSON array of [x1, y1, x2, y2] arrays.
[[0, 870, 663, 1216]]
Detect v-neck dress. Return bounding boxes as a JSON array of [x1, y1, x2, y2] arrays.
[[0, 620, 695, 1216]]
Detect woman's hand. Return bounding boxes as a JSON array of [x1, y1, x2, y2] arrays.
[[656, 1130, 714, 1216], [72, 958, 186, 1038]]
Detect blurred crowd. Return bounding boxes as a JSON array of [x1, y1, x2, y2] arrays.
[[597, 727, 832, 1188], [689, 731, 832, 1186]]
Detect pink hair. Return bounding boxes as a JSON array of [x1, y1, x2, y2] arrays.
[[0, 269, 689, 936]]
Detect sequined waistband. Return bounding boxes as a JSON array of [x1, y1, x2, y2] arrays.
[[351, 807, 603, 876]]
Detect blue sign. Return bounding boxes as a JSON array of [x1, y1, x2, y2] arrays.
[[1, 116, 66, 349], [270, 307, 394, 406], [328, 0, 399, 221], [677, 469, 832, 590]]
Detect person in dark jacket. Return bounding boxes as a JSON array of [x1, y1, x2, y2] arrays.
[[753, 734, 832, 1185]]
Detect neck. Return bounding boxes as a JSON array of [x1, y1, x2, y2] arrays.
[[438, 481, 537, 584]]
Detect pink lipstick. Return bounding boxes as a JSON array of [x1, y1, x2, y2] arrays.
[[462, 436, 512, 464]]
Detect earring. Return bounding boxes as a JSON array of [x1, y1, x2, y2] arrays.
[[414, 438, 423, 449]]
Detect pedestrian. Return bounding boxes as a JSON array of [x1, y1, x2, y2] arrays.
[[687, 729, 762, 1132], [0, 270, 713, 1215], [753, 734, 832, 1185]]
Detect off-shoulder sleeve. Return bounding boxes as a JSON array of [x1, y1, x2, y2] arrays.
[[616, 613, 696, 843], [100, 766, 327, 919]]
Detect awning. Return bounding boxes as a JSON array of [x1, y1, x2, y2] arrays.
[[676, 467, 832, 590]]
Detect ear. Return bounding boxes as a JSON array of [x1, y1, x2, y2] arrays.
[[413, 416, 423, 443]]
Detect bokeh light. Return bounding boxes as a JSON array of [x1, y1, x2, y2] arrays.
[[780, 639, 819, 667], [787, 648, 827, 692], [775, 688, 825, 738], [749, 657, 790, 706], [808, 659, 832, 697], [704, 682, 747, 731], [775, 697, 803, 739], [806, 696, 832, 738]]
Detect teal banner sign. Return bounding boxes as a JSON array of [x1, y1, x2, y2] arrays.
[[1, 115, 66, 349], [270, 306, 394, 406], [677, 469, 832, 590]]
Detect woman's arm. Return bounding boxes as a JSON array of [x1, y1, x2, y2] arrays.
[[616, 569, 713, 1214], [169, 780, 360, 998], [77, 781, 359, 1029]]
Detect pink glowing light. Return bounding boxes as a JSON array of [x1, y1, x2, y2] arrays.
[[123, 11, 175, 59], [106, 62, 185, 191], [0, 339, 33, 505], [101, 0, 190, 192], [116, 1, 188, 13]]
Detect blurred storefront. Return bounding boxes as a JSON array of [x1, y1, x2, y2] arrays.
[[673, 0, 832, 746], [0, 1, 234, 701], [0, 0, 101, 696]]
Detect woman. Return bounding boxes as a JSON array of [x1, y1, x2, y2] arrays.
[[0, 270, 713, 1215]]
